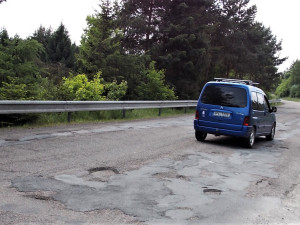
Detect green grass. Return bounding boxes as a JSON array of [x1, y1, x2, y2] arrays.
[[16, 107, 195, 128]]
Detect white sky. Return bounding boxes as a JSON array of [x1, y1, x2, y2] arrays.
[[250, 0, 300, 72], [0, 0, 99, 44], [0, 0, 299, 72]]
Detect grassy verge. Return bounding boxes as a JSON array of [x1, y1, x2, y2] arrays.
[[16, 107, 195, 128], [282, 97, 300, 102]]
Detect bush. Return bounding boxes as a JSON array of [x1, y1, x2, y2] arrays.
[[275, 77, 291, 97], [136, 61, 177, 100], [290, 85, 300, 98], [59, 72, 127, 101]]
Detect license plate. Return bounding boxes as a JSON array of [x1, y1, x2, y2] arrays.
[[213, 111, 230, 118]]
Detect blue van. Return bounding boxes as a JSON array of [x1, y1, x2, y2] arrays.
[[194, 78, 277, 147]]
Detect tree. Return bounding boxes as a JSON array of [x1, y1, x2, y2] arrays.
[[0, 77, 27, 100], [31, 24, 77, 85], [276, 60, 300, 98], [120, 0, 168, 53], [31, 26, 52, 62], [0, 0, 6, 4], [77, 0, 149, 100], [289, 60, 300, 85], [0, 29, 48, 100], [245, 23, 286, 90], [136, 61, 177, 100], [207, 0, 286, 91], [154, 0, 215, 99], [77, 0, 118, 76], [48, 23, 76, 68]]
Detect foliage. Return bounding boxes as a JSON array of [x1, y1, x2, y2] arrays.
[[0, 29, 50, 100], [275, 76, 291, 97], [105, 79, 128, 100], [153, 0, 215, 99], [120, 0, 285, 98], [290, 85, 300, 98], [59, 73, 106, 101], [136, 62, 177, 100], [0, 76, 27, 100], [0, 0, 288, 103], [59, 72, 127, 101], [77, 0, 120, 77], [31, 24, 77, 85], [275, 60, 300, 98], [120, 0, 168, 53], [77, 0, 150, 100]]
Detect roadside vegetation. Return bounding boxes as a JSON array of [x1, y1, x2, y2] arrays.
[[282, 97, 300, 102], [276, 60, 300, 99], [0, 0, 290, 126], [0, 108, 195, 128]]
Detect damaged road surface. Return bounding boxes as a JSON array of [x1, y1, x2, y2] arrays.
[[1, 101, 300, 224]]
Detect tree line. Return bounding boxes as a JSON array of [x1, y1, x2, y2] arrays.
[[0, 0, 286, 102], [276, 60, 300, 98]]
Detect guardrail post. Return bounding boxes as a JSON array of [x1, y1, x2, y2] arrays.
[[122, 109, 126, 118], [67, 112, 72, 123], [158, 108, 162, 116]]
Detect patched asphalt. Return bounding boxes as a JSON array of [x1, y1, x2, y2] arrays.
[[12, 148, 281, 224]]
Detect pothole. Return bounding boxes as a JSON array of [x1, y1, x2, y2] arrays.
[[88, 167, 119, 174], [203, 188, 222, 195], [87, 167, 119, 182], [26, 194, 52, 201], [25, 191, 55, 201], [256, 179, 272, 189], [5, 138, 19, 141], [176, 175, 190, 181]]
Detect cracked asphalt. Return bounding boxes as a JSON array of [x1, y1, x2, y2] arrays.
[[0, 100, 300, 224]]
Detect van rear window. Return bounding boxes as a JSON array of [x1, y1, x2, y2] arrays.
[[201, 85, 247, 108]]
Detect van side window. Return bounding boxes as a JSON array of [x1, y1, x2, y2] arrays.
[[264, 96, 271, 112], [251, 92, 259, 110], [257, 93, 265, 111]]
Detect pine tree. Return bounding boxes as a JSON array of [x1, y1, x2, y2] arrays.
[[32, 24, 77, 84], [154, 0, 215, 99]]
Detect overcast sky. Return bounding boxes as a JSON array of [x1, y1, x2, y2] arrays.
[[0, 0, 299, 72]]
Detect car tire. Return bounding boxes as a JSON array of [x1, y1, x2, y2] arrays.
[[195, 131, 207, 142], [266, 124, 275, 141], [246, 127, 256, 148]]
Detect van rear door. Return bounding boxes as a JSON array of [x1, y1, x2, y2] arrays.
[[198, 84, 248, 131]]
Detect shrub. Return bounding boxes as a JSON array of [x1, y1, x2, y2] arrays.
[[290, 85, 300, 98]]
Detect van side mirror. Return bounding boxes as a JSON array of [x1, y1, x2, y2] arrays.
[[271, 106, 277, 113]]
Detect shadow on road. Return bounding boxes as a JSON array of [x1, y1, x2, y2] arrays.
[[199, 135, 276, 150]]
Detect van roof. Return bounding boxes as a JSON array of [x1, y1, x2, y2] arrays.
[[206, 79, 265, 94], [214, 78, 259, 86]]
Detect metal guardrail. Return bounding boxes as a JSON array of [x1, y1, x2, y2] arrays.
[[0, 100, 197, 115], [0, 99, 281, 115], [269, 99, 281, 104]]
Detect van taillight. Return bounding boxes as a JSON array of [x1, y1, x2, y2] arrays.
[[195, 110, 199, 120], [243, 116, 250, 126]]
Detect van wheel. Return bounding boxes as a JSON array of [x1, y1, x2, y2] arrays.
[[266, 124, 275, 141], [246, 127, 256, 148], [195, 131, 207, 142]]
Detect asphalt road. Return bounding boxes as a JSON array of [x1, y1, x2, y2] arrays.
[[0, 100, 299, 225]]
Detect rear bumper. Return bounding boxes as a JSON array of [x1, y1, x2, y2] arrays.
[[194, 120, 251, 138]]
